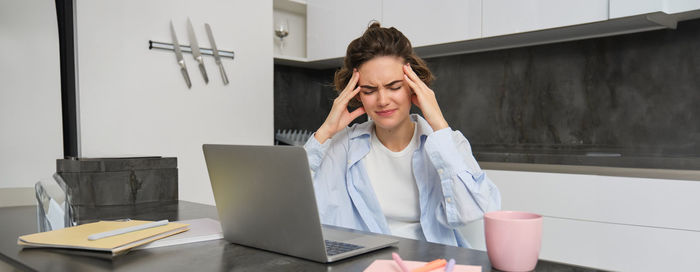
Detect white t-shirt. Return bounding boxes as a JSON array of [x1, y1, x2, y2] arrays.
[[363, 123, 424, 240]]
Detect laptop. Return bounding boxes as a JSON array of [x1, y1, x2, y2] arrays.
[[202, 144, 398, 263]]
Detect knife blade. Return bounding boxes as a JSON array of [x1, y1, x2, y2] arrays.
[[186, 18, 209, 84], [205, 23, 229, 85], [170, 21, 191, 89]]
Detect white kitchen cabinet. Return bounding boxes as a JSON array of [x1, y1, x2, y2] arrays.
[[381, 0, 481, 47], [489, 170, 700, 231], [297, 0, 699, 67], [486, 169, 700, 271], [482, 0, 609, 38], [306, 0, 381, 61], [609, 0, 664, 18], [666, 0, 700, 13], [274, 0, 307, 59], [610, 0, 700, 19], [307, 0, 482, 60]]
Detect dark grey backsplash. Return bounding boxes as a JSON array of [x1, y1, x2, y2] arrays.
[[274, 65, 336, 133], [273, 65, 369, 135], [274, 19, 700, 169]]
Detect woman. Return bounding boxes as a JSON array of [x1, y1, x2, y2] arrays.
[[304, 22, 501, 247]]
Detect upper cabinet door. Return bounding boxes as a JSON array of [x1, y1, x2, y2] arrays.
[[610, 0, 700, 19], [382, 0, 482, 47], [483, 0, 609, 38], [609, 0, 663, 18], [306, 0, 381, 61]]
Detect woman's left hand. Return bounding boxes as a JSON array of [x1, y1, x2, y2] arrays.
[[403, 64, 449, 131]]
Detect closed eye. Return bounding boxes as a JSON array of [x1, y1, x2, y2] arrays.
[[386, 80, 403, 90], [361, 88, 376, 95]]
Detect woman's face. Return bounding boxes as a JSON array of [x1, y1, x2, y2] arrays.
[[357, 56, 413, 132]]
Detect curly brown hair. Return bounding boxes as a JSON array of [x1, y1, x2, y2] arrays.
[[334, 22, 434, 107]]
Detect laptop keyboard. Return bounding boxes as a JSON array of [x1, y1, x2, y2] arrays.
[[325, 240, 364, 256]]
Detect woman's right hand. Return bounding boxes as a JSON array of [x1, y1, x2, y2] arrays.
[[314, 69, 366, 144]]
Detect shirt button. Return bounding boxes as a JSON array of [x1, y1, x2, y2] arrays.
[[347, 160, 351, 164], [446, 197, 452, 203], [438, 169, 444, 174]]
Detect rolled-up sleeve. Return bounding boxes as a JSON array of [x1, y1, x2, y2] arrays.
[[304, 134, 332, 174], [424, 127, 502, 228]]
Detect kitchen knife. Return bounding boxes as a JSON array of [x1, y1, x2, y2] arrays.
[[170, 21, 192, 89], [205, 23, 229, 85], [186, 18, 209, 84]]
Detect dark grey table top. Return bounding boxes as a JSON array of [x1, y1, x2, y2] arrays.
[[0, 201, 603, 271]]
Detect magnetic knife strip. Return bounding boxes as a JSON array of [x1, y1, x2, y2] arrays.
[[149, 40, 235, 59]]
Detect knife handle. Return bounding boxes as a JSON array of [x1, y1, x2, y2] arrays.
[[218, 63, 229, 85]]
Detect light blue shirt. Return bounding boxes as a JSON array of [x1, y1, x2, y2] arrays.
[[304, 114, 501, 247]]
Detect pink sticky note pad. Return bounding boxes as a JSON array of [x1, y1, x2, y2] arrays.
[[363, 260, 481, 272]]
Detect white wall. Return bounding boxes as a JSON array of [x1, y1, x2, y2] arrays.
[[0, 0, 63, 192], [74, 0, 273, 205], [479, 169, 700, 271]]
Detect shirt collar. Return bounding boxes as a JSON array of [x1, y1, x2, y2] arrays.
[[412, 114, 435, 138]]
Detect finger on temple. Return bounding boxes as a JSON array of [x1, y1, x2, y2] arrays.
[[340, 78, 360, 99], [340, 86, 361, 105], [404, 65, 420, 82], [345, 72, 360, 92], [348, 86, 361, 99], [404, 74, 418, 90]]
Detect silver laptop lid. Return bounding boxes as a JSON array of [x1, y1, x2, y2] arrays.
[[203, 144, 328, 262]]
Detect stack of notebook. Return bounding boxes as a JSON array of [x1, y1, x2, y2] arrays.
[[18, 220, 190, 256]]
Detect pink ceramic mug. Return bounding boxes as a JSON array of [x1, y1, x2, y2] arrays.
[[484, 211, 543, 272]]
